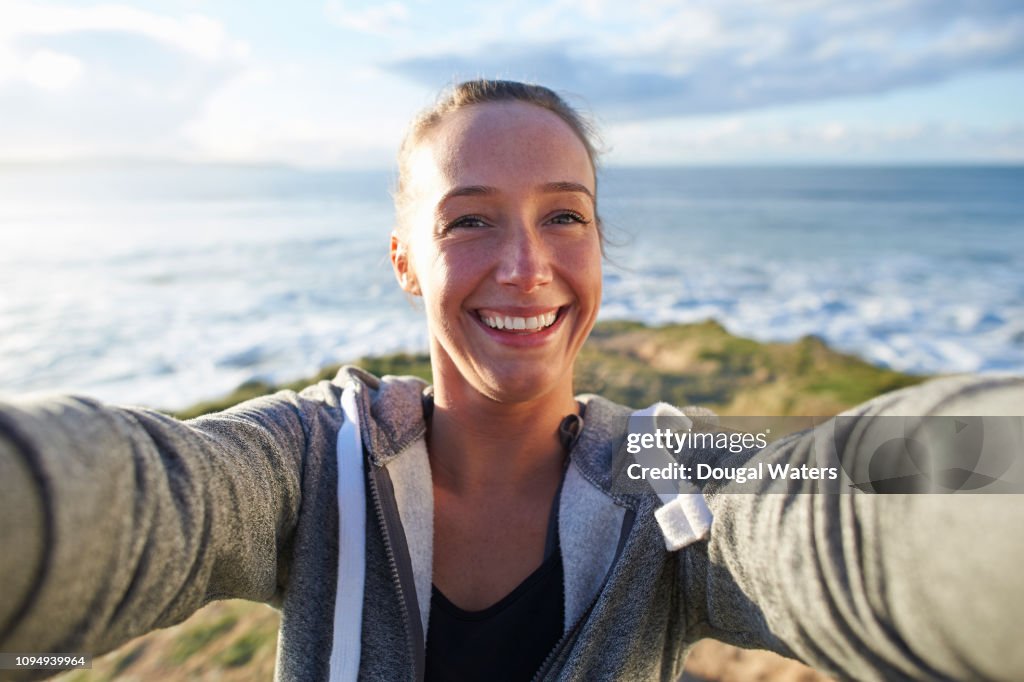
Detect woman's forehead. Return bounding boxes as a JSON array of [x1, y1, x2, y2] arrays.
[[410, 102, 595, 195]]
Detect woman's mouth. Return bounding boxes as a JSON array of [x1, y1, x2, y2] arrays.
[[475, 307, 565, 334]]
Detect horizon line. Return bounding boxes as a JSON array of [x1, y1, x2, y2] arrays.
[[2, 158, 1024, 172]]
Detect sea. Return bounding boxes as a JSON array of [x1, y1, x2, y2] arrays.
[[1, 164, 1022, 410]]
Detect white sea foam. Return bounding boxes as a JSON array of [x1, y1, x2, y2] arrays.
[[1, 165, 1021, 409]]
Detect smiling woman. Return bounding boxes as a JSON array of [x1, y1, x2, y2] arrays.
[[388, 86, 607, 676], [1, 80, 1023, 682]]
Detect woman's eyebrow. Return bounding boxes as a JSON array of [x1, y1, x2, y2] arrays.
[[440, 185, 495, 204], [540, 181, 594, 201], [438, 181, 594, 207]]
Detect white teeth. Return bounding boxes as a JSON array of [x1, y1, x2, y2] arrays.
[[480, 310, 560, 332]]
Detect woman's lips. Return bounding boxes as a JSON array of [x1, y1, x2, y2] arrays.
[[472, 306, 569, 342], [476, 307, 561, 333]]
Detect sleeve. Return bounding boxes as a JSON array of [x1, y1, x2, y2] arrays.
[[0, 390, 307, 670], [677, 375, 1024, 681]]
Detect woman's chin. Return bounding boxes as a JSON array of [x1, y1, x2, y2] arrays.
[[472, 365, 571, 405], [429, 338, 576, 406]]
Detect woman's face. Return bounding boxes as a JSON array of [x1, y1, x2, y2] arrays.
[[392, 101, 602, 404]]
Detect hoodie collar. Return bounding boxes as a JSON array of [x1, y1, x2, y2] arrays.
[[336, 365, 430, 467], [336, 365, 639, 512]]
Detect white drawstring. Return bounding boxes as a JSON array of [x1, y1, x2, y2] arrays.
[[329, 384, 366, 681]]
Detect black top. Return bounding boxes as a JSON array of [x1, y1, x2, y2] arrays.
[[424, 548, 564, 681]]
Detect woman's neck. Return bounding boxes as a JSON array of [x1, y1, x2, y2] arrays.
[[427, 380, 578, 498]]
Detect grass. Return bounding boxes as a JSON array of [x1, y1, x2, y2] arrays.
[[113, 643, 148, 675], [214, 628, 276, 668], [172, 352, 433, 420], [165, 614, 238, 664], [171, 320, 925, 420], [54, 601, 279, 682], [572, 319, 924, 415]]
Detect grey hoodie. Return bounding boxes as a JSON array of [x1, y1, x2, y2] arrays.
[[1, 367, 1023, 681]]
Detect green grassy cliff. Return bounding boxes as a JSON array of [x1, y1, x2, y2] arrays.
[[174, 320, 922, 420]]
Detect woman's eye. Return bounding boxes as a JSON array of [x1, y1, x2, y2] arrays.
[[549, 211, 590, 225], [444, 215, 489, 231]]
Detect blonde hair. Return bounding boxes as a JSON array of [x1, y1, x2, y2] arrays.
[[394, 79, 604, 244]]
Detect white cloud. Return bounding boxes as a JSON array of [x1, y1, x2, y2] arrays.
[[0, 2, 249, 92], [819, 121, 847, 142], [386, 0, 1024, 119], [23, 49, 81, 90], [604, 117, 1024, 164], [1, 0, 1020, 165], [324, 0, 409, 35], [179, 64, 420, 167], [0, 2, 249, 160], [0, 2, 248, 61]]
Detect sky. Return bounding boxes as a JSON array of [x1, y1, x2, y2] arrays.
[[1, 0, 1023, 167]]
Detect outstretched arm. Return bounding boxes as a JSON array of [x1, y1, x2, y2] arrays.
[[678, 376, 1024, 681], [0, 391, 307, 668]]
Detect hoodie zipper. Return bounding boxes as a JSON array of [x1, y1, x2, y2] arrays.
[[366, 461, 422, 681], [529, 597, 598, 682], [530, 507, 637, 681]]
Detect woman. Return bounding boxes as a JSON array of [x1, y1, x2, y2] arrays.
[[1, 80, 1022, 682]]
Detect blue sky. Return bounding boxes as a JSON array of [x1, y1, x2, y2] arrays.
[[1, 0, 1023, 166]]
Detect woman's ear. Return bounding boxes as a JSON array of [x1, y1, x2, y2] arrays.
[[390, 232, 421, 296]]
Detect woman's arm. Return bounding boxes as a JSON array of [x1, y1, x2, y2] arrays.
[[678, 376, 1024, 681], [0, 390, 308, 664]]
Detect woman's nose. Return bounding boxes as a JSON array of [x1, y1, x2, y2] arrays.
[[496, 225, 553, 292]]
